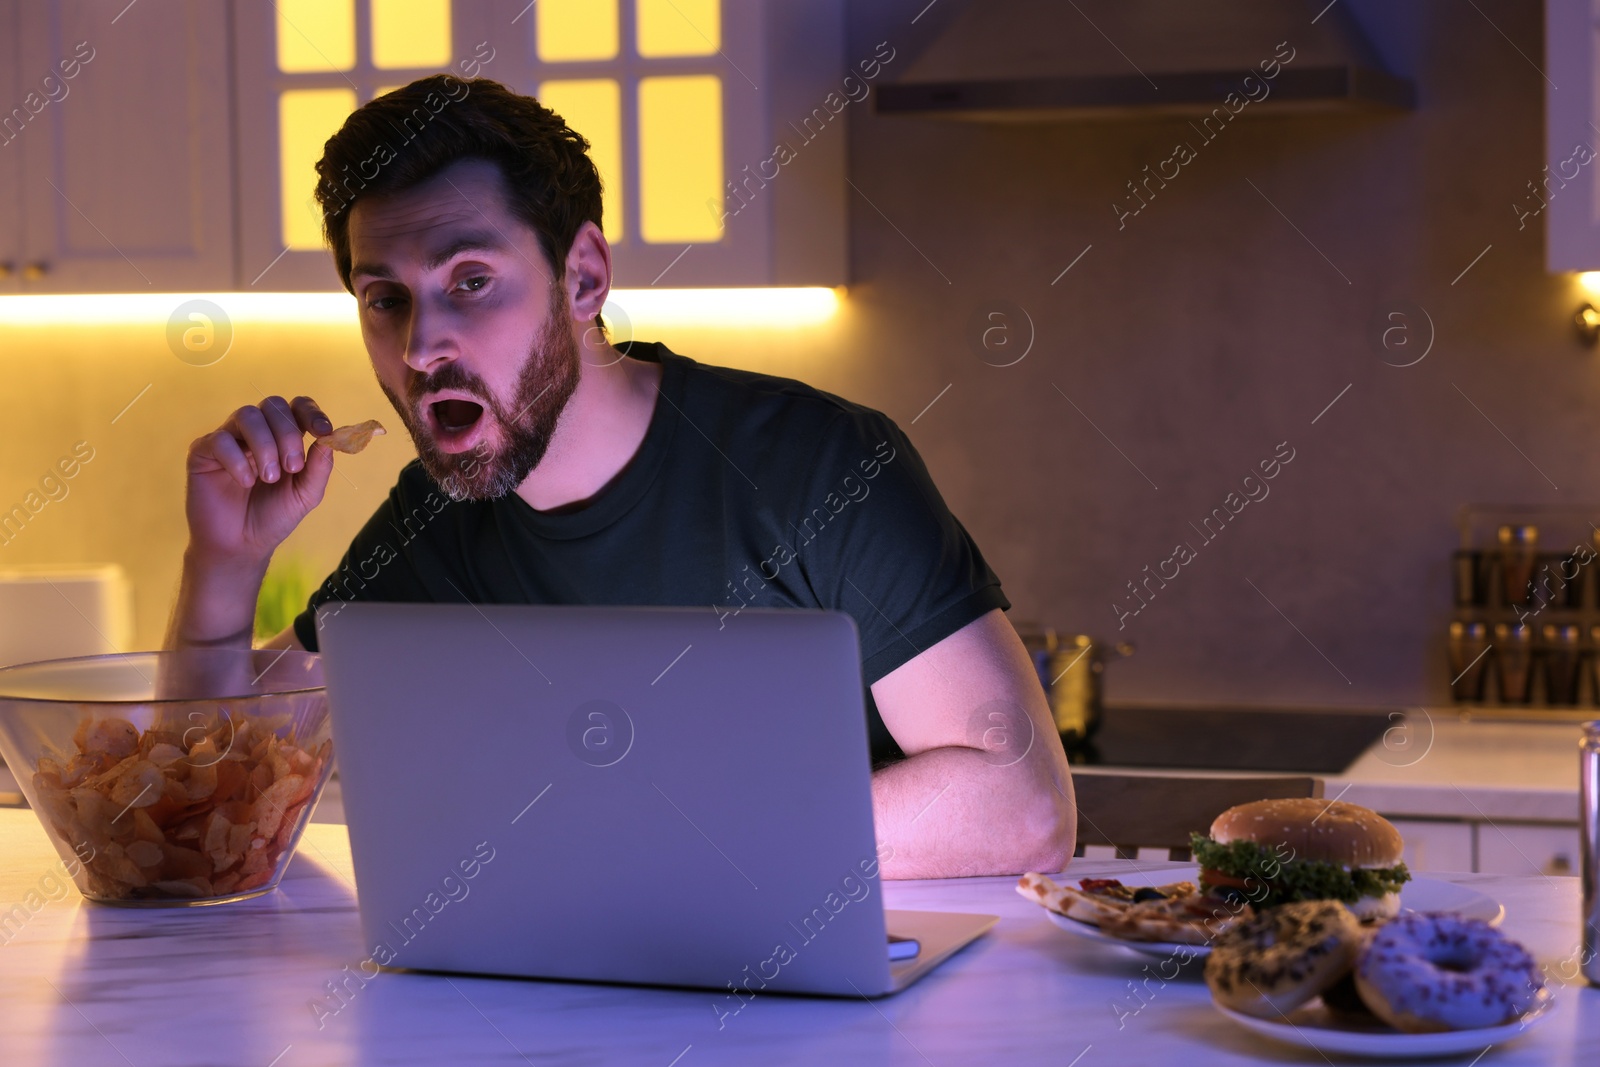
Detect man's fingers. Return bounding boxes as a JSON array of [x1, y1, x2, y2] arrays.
[[228, 405, 281, 483], [261, 395, 306, 475], [198, 429, 255, 489], [290, 395, 333, 437], [295, 435, 336, 508]]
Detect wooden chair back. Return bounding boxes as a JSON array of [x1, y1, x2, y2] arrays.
[[1073, 773, 1324, 860]]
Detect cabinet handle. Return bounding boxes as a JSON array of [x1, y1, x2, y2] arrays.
[[21, 262, 48, 282]]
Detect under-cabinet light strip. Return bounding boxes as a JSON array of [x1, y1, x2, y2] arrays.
[[0, 288, 843, 328]]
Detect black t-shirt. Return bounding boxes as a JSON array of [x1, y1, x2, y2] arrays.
[[293, 342, 1009, 765]]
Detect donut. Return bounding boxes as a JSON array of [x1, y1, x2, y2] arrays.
[[1205, 900, 1363, 1019], [1355, 912, 1545, 1033]]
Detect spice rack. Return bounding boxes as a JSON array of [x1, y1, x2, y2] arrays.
[[1449, 505, 1600, 707]]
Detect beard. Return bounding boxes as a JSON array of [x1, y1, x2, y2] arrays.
[[380, 286, 582, 502]]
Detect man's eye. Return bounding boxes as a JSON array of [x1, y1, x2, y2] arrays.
[[456, 276, 489, 293], [366, 295, 403, 311]]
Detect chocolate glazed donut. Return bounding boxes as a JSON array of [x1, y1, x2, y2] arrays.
[[1205, 900, 1363, 1019]]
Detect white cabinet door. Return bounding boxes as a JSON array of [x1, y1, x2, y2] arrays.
[[1475, 821, 1582, 876], [17, 0, 235, 291], [1387, 819, 1474, 874], [1545, 0, 1600, 270], [0, 0, 23, 291]]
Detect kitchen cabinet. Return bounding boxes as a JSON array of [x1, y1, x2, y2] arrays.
[[2, 0, 846, 292], [231, 0, 847, 291], [1475, 820, 1582, 876], [5, 0, 235, 292], [1387, 818, 1475, 873], [1545, 0, 1600, 270], [0, 1, 18, 292]]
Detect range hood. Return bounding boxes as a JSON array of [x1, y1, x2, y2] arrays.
[[876, 0, 1414, 122]]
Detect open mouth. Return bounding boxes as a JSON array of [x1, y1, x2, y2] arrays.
[[422, 396, 488, 452], [431, 398, 484, 433]]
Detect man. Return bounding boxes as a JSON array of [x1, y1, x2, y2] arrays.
[[166, 76, 1074, 879]]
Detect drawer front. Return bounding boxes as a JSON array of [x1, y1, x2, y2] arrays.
[[1388, 819, 1474, 873], [1475, 822, 1582, 876]]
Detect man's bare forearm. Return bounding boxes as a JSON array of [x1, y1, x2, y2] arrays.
[[163, 549, 270, 651], [871, 745, 1075, 879]]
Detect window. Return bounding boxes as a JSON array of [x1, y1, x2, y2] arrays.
[[241, 0, 833, 290], [532, 1, 726, 248], [272, 0, 454, 250]]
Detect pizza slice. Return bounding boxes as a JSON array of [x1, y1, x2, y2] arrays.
[[1098, 891, 1253, 944], [1016, 872, 1199, 926]]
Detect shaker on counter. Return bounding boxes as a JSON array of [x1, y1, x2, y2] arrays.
[[1493, 622, 1535, 703], [1447, 621, 1491, 702], [1544, 624, 1584, 705], [1499, 524, 1540, 607]]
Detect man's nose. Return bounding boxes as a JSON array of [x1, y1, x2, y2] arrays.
[[402, 300, 456, 374]]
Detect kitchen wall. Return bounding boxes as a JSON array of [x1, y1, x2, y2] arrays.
[[0, 1, 1578, 708], [836, 0, 1588, 709], [0, 308, 857, 650]]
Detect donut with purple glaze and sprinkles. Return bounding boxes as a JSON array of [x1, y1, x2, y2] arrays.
[[1355, 912, 1545, 1033]]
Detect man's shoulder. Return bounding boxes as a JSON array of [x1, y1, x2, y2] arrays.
[[664, 346, 894, 449]]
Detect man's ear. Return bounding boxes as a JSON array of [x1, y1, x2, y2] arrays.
[[564, 220, 612, 323]]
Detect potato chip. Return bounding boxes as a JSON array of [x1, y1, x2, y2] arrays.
[[323, 419, 386, 454]]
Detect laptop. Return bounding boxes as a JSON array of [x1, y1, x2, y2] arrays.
[[315, 602, 997, 997]]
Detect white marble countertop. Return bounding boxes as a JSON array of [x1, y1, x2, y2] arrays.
[[1326, 713, 1586, 823], [1, 810, 1597, 1066]]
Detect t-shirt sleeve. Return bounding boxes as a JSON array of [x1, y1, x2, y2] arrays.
[[292, 465, 442, 651], [792, 407, 1009, 684]]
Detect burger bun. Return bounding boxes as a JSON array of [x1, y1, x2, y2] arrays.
[[1209, 798, 1405, 871]]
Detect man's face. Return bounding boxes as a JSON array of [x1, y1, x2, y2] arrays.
[[347, 157, 580, 501]]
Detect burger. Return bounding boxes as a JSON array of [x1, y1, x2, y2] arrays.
[[1189, 798, 1411, 920]]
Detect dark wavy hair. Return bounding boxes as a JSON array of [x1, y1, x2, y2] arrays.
[[313, 76, 603, 296]]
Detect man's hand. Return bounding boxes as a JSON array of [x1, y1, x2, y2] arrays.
[[166, 396, 336, 651], [185, 396, 336, 565], [869, 609, 1075, 879]]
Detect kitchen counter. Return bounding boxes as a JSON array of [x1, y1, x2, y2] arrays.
[[1326, 712, 1584, 822], [1075, 710, 1585, 823], [0, 809, 1596, 1065]]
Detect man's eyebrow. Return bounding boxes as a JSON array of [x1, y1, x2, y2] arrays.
[[350, 231, 513, 281]]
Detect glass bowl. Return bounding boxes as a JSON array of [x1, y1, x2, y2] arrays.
[[0, 649, 331, 906]]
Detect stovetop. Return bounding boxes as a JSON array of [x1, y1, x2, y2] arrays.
[[1066, 703, 1398, 775]]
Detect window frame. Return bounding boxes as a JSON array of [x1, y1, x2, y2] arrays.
[[232, 0, 840, 292]]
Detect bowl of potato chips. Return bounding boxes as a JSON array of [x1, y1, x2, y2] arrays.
[[0, 649, 331, 906]]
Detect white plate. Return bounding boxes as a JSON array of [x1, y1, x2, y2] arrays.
[[1039, 868, 1503, 959], [1214, 991, 1555, 1059]]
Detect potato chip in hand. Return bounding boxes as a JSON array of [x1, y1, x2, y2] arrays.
[[323, 419, 386, 454]]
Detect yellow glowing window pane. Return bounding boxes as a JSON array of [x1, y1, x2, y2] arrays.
[[638, 76, 723, 243], [371, 0, 452, 69], [538, 0, 618, 61], [636, 0, 718, 57], [540, 80, 623, 241], [276, 0, 355, 72], [280, 89, 357, 250]]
